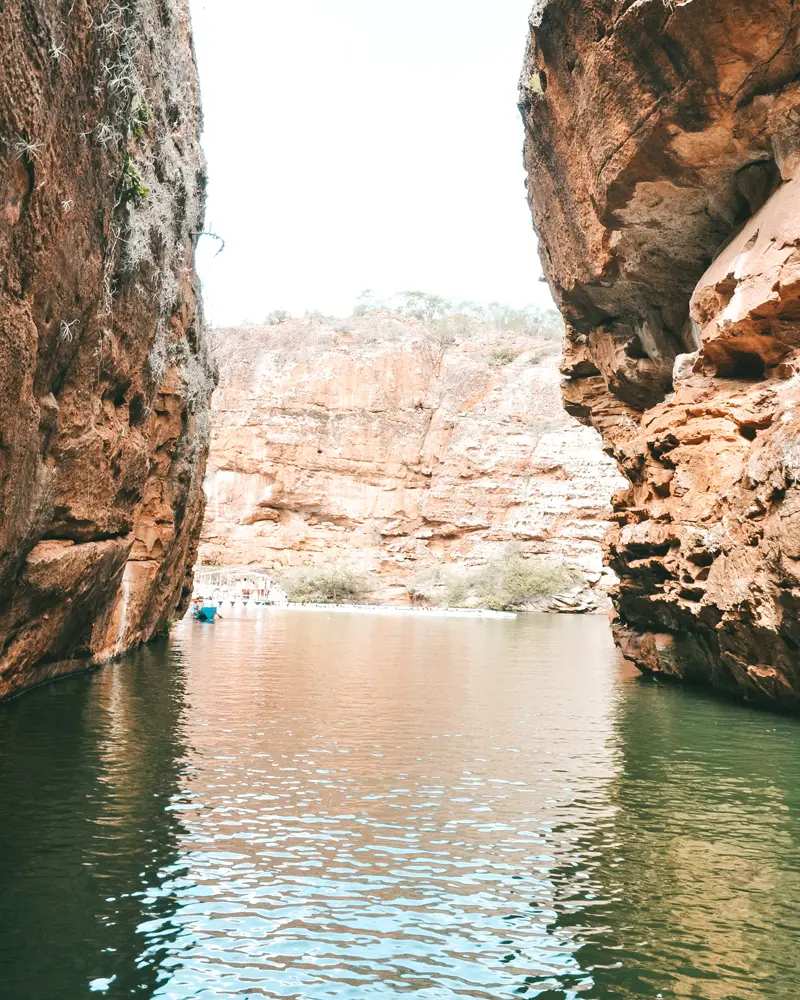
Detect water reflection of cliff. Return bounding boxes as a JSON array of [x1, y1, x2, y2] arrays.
[[0, 643, 190, 999], [156, 611, 624, 997], [539, 678, 800, 1000], [5, 611, 794, 998]]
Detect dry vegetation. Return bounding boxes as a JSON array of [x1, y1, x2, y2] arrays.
[[277, 553, 583, 611], [409, 553, 583, 611], [279, 566, 370, 605], [222, 292, 564, 373]]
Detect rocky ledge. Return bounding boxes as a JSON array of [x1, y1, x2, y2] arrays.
[[521, 0, 800, 707], [199, 312, 623, 606], [0, 0, 213, 698]]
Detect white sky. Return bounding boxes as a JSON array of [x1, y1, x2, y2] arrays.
[[189, 0, 552, 326]]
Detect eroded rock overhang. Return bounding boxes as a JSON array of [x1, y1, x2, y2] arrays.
[[521, 0, 800, 708]]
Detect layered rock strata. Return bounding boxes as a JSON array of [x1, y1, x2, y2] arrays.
[[199, 315, 623, 606], [0, 0, 213, 698], [520, 0, 800, 706]]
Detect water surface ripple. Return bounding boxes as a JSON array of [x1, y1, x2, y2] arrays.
[[1, 610, 799, 999]]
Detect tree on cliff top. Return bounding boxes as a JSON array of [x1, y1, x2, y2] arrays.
[[350, 291, 563, 341]]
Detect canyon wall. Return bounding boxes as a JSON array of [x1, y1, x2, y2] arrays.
[[0, 0, 212, 698], [199, 314, 623, 606], [520, 0, 800, 707]]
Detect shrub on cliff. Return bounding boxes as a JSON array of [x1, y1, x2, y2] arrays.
[[407, 566, 449, 604], [349, 292, 564, 344], [411, 555, 582, 611], [489, 345, 520, 365], [528, 342, 562, 365], [466, 555, 582, 611], [280, 566, 370, 604]]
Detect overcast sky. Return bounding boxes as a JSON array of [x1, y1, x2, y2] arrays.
[[189, 0, 552, 326]]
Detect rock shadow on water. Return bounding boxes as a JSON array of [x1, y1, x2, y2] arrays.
[[0, 640, 193, 999], [519, 674, 800, 999]]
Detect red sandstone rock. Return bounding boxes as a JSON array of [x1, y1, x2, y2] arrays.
[[521, 0, 800, 707], [0, 0, 212, 698], [199, 314, 623, 605]]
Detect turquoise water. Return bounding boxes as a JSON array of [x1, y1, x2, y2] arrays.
[[0, 610, 798, 999]]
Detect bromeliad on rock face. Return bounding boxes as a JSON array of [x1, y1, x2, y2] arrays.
[[520, 0, 800, 708]]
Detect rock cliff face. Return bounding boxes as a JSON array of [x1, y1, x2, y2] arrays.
[[520, 0, 800, 706], [199, 315, 623, 605], [0, 0, 212, 698]]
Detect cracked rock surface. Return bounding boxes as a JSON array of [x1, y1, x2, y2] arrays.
[[199, 315, 623, 607], [0, 0, 213, 698], [521, 0, 800, 707]]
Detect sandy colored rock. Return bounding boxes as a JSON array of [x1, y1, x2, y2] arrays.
[[199, 314, 623, 606], [0, 0, 213, 698], [521, 0, 800, 707]]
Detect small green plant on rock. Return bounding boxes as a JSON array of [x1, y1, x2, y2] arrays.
[[119, 154, 149, 204], [130, 95, 152, 139]]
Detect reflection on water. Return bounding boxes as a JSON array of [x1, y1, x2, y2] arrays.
[[0, 641, 189, 997], [0, 610, 799, 999]]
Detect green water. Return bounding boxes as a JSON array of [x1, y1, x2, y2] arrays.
[[0, 610, 798, 999]]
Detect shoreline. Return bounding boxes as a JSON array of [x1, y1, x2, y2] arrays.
[[206, 602, 518, 620]]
